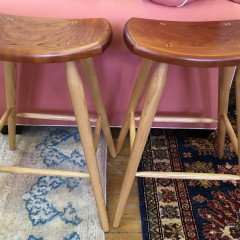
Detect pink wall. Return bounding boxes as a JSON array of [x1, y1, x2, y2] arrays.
[[0, 0, 239, 128]]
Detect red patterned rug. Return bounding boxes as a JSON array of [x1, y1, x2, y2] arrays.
[[138, 119, 239, 239]]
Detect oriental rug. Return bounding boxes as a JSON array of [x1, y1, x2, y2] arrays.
[[0, 127, 106, 240], [138, 110, 240, 239]]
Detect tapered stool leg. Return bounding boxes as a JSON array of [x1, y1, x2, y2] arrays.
[[116, 58, 153, 154], [80, 58, 116, 158], [4, 61, 17, 150], [113, 63, 168, 228], [217, 67, 235, 158], [65, 61, 109, 232], [235, 66, 240, 170]]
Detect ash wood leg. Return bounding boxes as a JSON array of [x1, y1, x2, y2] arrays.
[[93, 114, 102, 152], [113, 63, 168, 228], [217, 67, 235, 158], [4, 61, 17, 150], [0, 109, 11, 132], [116, 58, 154, 154], [130, 111, 136, 150], [80, 58, 116, 158], [65, 61, 109, 232], [235, 66, 240, 170]]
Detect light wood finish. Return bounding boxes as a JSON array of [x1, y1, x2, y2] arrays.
[[217, 67, 235, 158], [16, 113, 97, 122], [235, 66, 240, 169], [16, 112, 97, 122], [0, 166, 90, 178], [116, 58, 153, 153], [135, 116, 218, 123], [105, 130, 142, 240], [124, 18, 240, 67], [113, 63, 168, 228], [93, 114, 102, 152], [130, 111, 136, 150], [65, 61, 109, 232], [136, 171, 240, 181], [80, 58, 116, 158], [0, 15, 114, 233], [0, 14, 112, 63], [235, 66, 240, 170], [0, 108, 11, 132], [4, 62, 16, 150], [222, 114, 238, 154], [16, 112, 76, 121]]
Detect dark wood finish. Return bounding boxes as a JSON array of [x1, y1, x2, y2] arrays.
[[124, 18, 240, 67], [0, 13, 112, 63]]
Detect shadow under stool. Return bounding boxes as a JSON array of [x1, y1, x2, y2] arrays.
[[0, 13, 116, 232], [113, 18, 240, 227]]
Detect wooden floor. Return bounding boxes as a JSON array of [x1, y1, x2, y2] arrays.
[[105, 129, 143, 239]]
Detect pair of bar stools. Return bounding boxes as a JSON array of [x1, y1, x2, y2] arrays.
[[0, 13, 239, 232]]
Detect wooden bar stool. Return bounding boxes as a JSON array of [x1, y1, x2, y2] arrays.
[[113, 18, 240, 227], [0, 13, 116, 232]]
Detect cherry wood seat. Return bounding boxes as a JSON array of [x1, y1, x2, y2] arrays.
[[0, 13, 116, 233], [0, 13, 112, 63], [113, 18, 240, 228], [124, 18, 240, 67]]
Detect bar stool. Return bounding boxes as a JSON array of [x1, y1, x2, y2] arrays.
[[113, 18, 240, 227], [0, 13, 116, 232]]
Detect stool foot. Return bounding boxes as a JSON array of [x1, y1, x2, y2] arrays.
[[116, 58, 153, 154], [80, 58, 116, 158], [217, 67, 235, 159], [113, 63, 168, 227], [66, 61, 109, 232], [4, 61, 17, 150]]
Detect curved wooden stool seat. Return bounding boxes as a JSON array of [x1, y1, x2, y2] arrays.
[[0, 14, 112, 63], [113, 18, 240, 227], [124, 18, 240, 67], [0, 13, 116, 232]]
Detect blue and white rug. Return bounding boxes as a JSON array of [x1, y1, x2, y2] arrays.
[[0, 127, 107, 240]]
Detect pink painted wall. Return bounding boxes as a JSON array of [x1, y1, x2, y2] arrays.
[[0, 0, 239, 128]]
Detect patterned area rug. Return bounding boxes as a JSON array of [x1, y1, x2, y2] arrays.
[[138, 110, 240, 239], [0, 127, 106, 240]]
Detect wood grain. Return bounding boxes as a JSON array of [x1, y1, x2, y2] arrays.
[[66, 61, 109, 232], [222, 113, 238, 154], [0, 108, 11, 132], [80, 58, 116, 158], [0, 166, 90, 178], [116, 58, 153, 154], [135, 116, 218, 123], [124, 18, 240, 67], [217, 67, 235, 158], [105, 130, 142, 239], [0, 13, 112, 63], [136, 171, 240, 181], [130, 111, 136, 150], [4, 61, 16, 150], [16, 112, 96, 122], [235, 67, 240, 169], [113, 63, 168, 228], [93, 114, 102, 152]]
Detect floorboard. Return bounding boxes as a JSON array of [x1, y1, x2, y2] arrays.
[[105, 128, 142, 239]]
